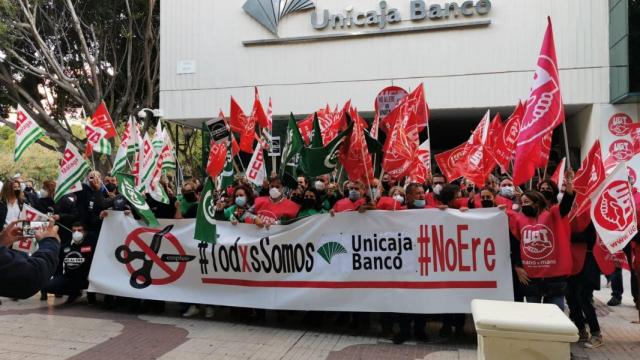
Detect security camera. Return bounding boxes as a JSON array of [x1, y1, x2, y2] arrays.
[[137, 109, 148, 119]]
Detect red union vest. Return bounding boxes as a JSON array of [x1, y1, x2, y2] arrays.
[[254, 196, 300, 225], [513, 205, 572, 278]]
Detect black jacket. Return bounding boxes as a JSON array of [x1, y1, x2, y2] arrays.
[[0, 238, 60, 299]]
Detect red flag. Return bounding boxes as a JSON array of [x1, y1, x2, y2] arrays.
[[513, 18, 565, 185], [298, 101, 350, 146], [252, 87, 270, 129], [593, 236, 629, 275], [230, 97, 255, 153], [84, 123, 106, 157], [491, 101, 524, 169], [382, 106, 417, 180], [340, 114, 373, 185], [91, 102, 117, 139], [266, 97, 273, 132], [457, 111, 497, 185], [434, 142, 467, 182], [568, 140, 606, 221], [407, 140, 431, 184], [380, 84, 429, 138], [207, 140, 227, 179], [551, 157, 566, 187]]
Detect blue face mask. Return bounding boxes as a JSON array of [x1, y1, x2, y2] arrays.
[[413, 199, 426, 208], [348, 190, 360, 201], [235, 196, 247, 207]]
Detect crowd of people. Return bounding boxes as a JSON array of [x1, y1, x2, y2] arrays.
[[1, 169, 639, 349]]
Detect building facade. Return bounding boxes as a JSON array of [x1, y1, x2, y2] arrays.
[[160, 0, 640, 165]]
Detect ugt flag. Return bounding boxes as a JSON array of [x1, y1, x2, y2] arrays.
[[513, 17, 564, 185], [590, 163, 638, 254], [14, 105, 46, 161]]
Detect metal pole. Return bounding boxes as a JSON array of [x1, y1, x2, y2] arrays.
[[562, 121, 571, 169]]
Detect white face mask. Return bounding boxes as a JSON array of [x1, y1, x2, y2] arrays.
[[557, 192, 564, 203], [72, 231, 84, 244], [433, 184, 443, 195], [269, 187, 282, 200], [393, 194, 405, 204], [314, 181, 326, 191], [500, 186, 515, 198], [40, 189, 49, 198]]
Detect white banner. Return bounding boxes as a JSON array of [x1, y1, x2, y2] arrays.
[[90, 209, 513, 313]]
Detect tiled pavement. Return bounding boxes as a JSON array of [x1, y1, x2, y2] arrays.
[[0, 273, 639, 360]]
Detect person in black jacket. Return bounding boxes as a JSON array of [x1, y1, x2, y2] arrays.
[[0, 219, 61, 299], [42, 222, 96, 304], [34, 180, 57, 215], [82, 171, 114, 233]]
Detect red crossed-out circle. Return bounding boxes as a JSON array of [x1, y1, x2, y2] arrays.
[[123, 227, 187, 285]]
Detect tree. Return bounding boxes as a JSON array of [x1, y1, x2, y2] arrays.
[[0, 0, 159, 172]]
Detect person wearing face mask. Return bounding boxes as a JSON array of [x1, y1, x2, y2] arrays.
[[81, 171, 114, 233], [215, 185, 260, 225], [297, 189, 325, 218], [509, 175, 575, 311], [175, 181, 200, 219], [250, 177, 300, 227], [41, 222, 97, 304], [35, 180, 57, 215], [332, 180, 369, 213], [22, 179, 39, 206], [376, 186, 407, 211], [468, 177, 514, 209], [537, 179, 561, 207], [380, 173, 397, 196], [0, 179, 25, 231], [425, 174, 446, 207]]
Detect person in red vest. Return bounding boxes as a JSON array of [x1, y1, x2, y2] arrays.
[[510, 175, 575, 310], [331, 180, 372, 214], [425, 173, 446, 207], [376, 186, 406, 211], [251, 177, 300, 227], [469, 175, 514, 209]]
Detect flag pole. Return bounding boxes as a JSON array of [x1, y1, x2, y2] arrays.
[[562, 121, 571, 169], [425, 121, 433, 179]]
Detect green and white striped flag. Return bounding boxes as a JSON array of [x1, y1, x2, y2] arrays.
[[85, 123, 111, 156], [137, 134, 158, 192], [112, 117, 139, 174], [152, 121, 164, 153], [54, 142, 91, 203], [14, 105, 46, 161], [161, 128, 176, 171]]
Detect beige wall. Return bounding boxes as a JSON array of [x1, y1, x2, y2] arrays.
[[160, 0, 610, 123]]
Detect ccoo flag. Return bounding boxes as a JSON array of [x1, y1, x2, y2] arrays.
[[116, 173, 160, 227], [513, 17, 565, 185], [54, 142, 91, 203], [194, 177, 217, 243], [14, 105, 46, 161]]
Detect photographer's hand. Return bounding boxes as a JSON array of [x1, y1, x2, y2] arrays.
[[35, 218, 60, 243], [0, 221, 28, 247]]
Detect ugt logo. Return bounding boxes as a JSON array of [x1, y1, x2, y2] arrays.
[[243, 0, 315, 35]]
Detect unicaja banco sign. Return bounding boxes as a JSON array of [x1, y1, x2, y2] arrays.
[[243, 0, 492, 36]]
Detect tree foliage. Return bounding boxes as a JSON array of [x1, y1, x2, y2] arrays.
[[0, 0, 159, 173]]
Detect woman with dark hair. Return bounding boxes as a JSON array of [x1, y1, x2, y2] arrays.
[[538, 179, 560, 206], [509, 174, 575, 310], [0, 179, 25, 231], [297, 189, 325, 218], [215, 184, 260, 225]]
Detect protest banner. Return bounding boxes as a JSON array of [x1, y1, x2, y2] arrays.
[[90, 209, 513, 313]]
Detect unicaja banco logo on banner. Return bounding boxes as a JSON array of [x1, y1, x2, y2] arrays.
[[242, 0, 492, 44]]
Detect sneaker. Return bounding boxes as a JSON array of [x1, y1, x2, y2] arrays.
[[584, 334, 603, 349], [578, 329, 590, 343], [182, 305, 200, 317], [65, 293, 81, 305], [205, 306, 215, 319], [607, 297, 622, 306]]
